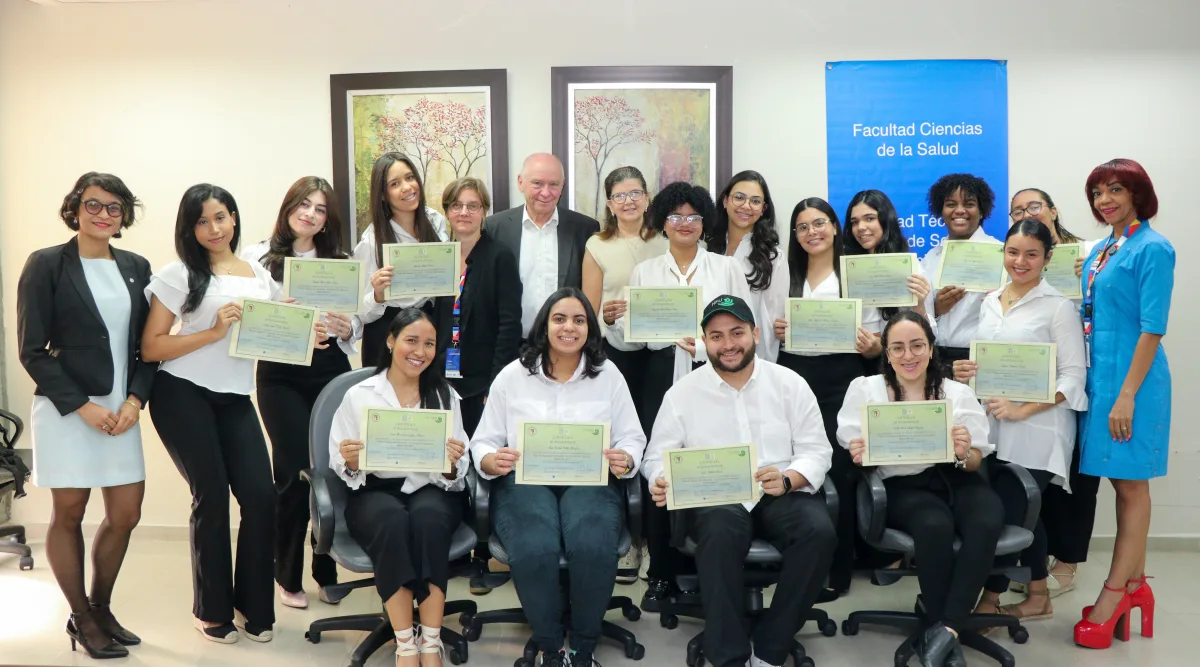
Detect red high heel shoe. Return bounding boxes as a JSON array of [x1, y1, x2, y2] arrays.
[[1127, 576, 1155, 638], [1074, 584, 1132, 649]]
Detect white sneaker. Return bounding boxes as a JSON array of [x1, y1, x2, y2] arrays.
[[637, 544, 650, 582], [617, 543, 642, 584], [278, 584, 309, 609]]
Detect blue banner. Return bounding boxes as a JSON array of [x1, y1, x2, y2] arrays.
[[825, 60, 1008, 258]]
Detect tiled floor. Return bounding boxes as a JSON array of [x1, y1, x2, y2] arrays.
[[1, 536, 1195, 666]]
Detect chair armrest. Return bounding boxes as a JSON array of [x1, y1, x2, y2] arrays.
[[469, 468, 491, 545], [820, 476, 839, 525], [0, 408, 25, 449], [623, 477, 642, 539], [991, 460, 1042, 531], [856, 470, 888, 543], [301, 467, 345, 555]]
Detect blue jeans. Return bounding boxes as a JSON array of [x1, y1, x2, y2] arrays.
[[491, 474, 623, 654]]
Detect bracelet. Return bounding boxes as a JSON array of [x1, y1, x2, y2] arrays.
[[123, 399, 140, 410]]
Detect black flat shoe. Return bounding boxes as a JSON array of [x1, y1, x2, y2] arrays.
[[641, 578, 671, 612], [918, 623, 959, 667], [90, 599, 141, 646], [67, 612, 129, 659]]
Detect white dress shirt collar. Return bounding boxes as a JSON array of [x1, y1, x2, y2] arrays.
[[522, 205, 559, 230]]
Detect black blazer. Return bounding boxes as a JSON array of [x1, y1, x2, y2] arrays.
[[17, 237, 156, 416], [483, 204, 600, 291], [434, 234, 523, 398]]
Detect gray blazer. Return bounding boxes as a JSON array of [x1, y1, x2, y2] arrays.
[[483, 205, 600, 290]]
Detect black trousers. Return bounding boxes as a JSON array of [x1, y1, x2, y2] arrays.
[[884, 467, 1004, 631], [642, 348, 695, 581], [344, 477, 463, 603], [256, 344, 350, 593], [457, 393, 486, 438], [604, 343, 653, 436], [1042, 434, 1100, 563], [689, 493, 837, 667], [986, 459, 1054, 593], [149, 371, 276, 626]]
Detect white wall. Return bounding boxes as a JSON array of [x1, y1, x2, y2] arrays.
[[2, 0, 1198, 538]]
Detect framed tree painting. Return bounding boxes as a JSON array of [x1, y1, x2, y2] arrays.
[[330, 69, 509, 244], [551, 66, 733, 220]]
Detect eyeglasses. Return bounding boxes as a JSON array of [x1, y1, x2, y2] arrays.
[[886, 341, 929, 358], [795, 219, 830, 234], [449, 201, 483, 214], [83, 199, 124, 218], [730, 192, 765, 209], [1009, 202, 1045, 221], [666, 214, 704, 227], [608, 190, 646, 204]]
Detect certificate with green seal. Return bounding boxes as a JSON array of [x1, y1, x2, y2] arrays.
[[969, 341, 1058, 403], [663, 444, 760, 510], [624, 286, 703, 343], [861, 401, 955, 467], [1041, 243, 1082, 299], [934, 240, 1006, 292], [784, 298, 862, 353], [228, 298, 318, 366], [283, 257, 364, 314], [360, 407, 453, 474], [840, 253, 919, 307], [383, 242, 461, 299], [515, 421, 610, 486]]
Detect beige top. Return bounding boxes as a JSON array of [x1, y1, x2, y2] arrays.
[[585, 232, 669, 347]]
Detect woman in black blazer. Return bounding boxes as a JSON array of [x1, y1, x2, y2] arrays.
[[16, 172, 155, 659], [434, 177, 522, 436]]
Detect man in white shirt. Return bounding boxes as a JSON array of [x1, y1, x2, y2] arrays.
[[643, 295, 836, 667], [484, 153, 601, 338]]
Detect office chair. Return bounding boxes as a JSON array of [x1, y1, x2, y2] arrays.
[[461, 473, 646, 667], [0, 408, 32, 571], [301, 367, 481, 666], [841, 460, 1041, 667], [656, 477, 842, 667]]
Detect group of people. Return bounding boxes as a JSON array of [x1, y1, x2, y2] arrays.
[[16, 151, 1173, 667]]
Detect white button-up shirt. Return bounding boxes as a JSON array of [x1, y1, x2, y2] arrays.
[[836, 374, 994, 481], [642, 360, 831, 510], [732, 233, 789, 363], [469, 356, 646, 480], [353, 209, 451, 325], [921, 226, 1002, 347], [974, 279, 1087, 488], [328, 369, 469, 492], [518, 206, 560, 337]]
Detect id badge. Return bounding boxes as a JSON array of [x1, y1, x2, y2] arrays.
[[445, 347, 462, 379]]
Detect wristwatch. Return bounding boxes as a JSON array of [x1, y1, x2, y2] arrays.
[[782, 473, 793, 494], [954, 449, 970, 470]]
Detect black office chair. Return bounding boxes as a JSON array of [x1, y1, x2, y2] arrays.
[[656, 477, 842, 667], [302, 367, 481, 666], [841, 461, 1041, 667], [0, 408, 33, 571], [461, 473, 645, 667]]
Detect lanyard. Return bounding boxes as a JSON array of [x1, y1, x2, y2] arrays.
[[450, 266, 468, 347], [1082, 219, 1144, 340]]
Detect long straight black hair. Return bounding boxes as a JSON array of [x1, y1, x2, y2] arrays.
[[879, 310, 946, 401], [787, 197, 844, 298], [706, 170, 780, 291], [375, 308, 452, 410], [175, 184, 242, 314], [369, 152, 438, 267], [842, 189, 909, 256], [519, 286, 607, 380]]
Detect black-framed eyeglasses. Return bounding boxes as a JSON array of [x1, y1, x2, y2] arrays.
[[730, 192, 765, 209], [449, 201, 483, 214], [796, 219, 830, 234], [83, 199, 124, 218], [666, 214, 704, 227], [1009, 201, 1045, 221], [609, 190, 646, 204]]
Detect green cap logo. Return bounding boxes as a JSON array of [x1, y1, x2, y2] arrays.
[[718, 297, 735, 307]]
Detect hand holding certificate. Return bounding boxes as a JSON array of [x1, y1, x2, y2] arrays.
[[861, 401, 955, 466], [360, 407, 455, 474], [935, 241, 1006, 292], [283, 258, 364, 313], [624, 286, 703, 343], [840, 253, 919, 307], [662, 444, 760, 510], [229, 298, 319, 366], [383, 242, 461, 300], [515, 421, 610, 486], [969, 341, 1057, 403], [1041, 243, 1083, 298], [785, 298, 862, 353]]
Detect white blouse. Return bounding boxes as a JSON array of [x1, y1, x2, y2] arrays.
[[732, 233, 789, 363], [919, 227, 1002, 347], [608, 247, 752, 383], [469, 357, 646, 481], [145, 260, 278, 395], [973, 279, 1087, 488], [858, 254, 935, 336], [328, 370, 468, 492], [836, 374, 994, 481], [352, 210, 451, 325], [783, 272, 844, 358]]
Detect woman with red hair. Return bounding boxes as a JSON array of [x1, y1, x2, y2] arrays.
[[1073, 159, 1174, 650]]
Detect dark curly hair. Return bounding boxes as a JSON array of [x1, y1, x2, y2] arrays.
[[59, 172, 141, 239], [648, 182, 716, 239], [880, 310, 946, 401], [519, 287, 607, 380], [706, 170, 780, 291], [927, 173, 996, 225]]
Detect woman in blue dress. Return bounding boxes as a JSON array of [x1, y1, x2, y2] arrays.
[[1073, 159, 1174, 650]]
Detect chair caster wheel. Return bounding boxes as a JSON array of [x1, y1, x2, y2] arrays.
[[448, 648, 464, 665], [660, 614, 678, 630], [19, 557, 33, 570], [894, 654, 908, 667], [798, 658, 815, 667], [458, 611, 474, 627], [515, 659, 533, 667], [841, 620, 859, 636], [821, 619, 838, 637], [686, 656, 704, 667], [462, 623, 481, 642], [306, 630, 321, 644], [624, 606, 642, 621], [626, 643, 645, 660], [1010, 626, 1029, 644]]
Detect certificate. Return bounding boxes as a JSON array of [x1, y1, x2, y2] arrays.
[[934, 240, 1006, 292], [282, 258, 364, 313], [663, 444, 760, 511], [840, 253, 919, 307], [515, 421, 610, 486], [624, 286, 703, 343], [383, 242, 461, 300], [228, 298, 317, 366], [784, 298, 862, 353], [1041, 243, 1082, 299], [969, 341, 1058, 403], [360, 407, 453, 474], [861, 401, 955, 467]]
